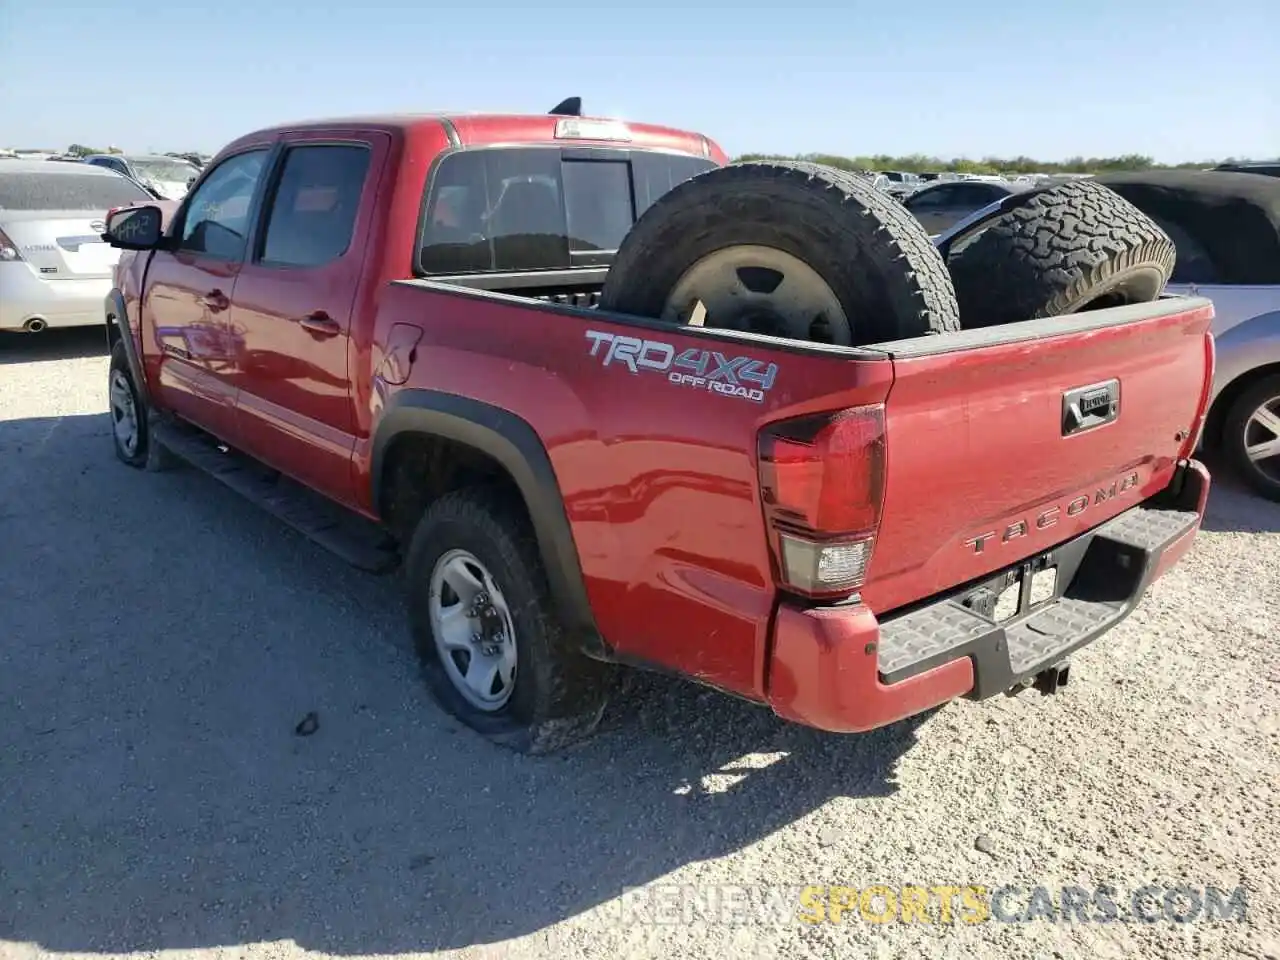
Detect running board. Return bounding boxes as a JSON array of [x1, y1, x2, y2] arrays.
[[152, 422, 400, 574]]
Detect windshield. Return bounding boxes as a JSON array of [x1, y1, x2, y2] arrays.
[[132, 158, 199, 183], [0, 172, 154, 211]]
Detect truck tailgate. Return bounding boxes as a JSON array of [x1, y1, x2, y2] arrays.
[[864, 297, 1214, 614]]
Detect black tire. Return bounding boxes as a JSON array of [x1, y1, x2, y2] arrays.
[[405, 486, 614, 753], [1222, 375, 1280, 502], [599, 160, 959, 345], [108, 341, 178, 472], [946, 178, 1176, 329]]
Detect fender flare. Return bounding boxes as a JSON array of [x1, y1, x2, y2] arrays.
[[371, 389, 610, 660], [104, 288, 152, 408]]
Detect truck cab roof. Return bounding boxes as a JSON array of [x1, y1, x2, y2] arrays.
[[220, 112, 726, 165]]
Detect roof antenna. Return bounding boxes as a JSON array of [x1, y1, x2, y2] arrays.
[[549, 97, 582, 117]]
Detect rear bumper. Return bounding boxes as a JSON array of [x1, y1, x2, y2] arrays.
[[0, 265, 111, 331], [765, 458, 1210, 734]]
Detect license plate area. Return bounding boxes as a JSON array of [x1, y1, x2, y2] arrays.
[[961, 552, 1060, 624]]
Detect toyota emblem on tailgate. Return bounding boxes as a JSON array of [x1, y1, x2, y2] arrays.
[[90, 220, 107, 233]]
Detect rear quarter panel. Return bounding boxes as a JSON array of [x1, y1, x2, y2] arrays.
[[364, 284, 893, 699]]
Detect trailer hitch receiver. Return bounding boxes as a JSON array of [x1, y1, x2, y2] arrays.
[[1034, 661, 1071, 696]]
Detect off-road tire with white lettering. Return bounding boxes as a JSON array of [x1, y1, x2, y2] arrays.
[[405, 486, 615, 754], [945, 179, 1176, 329], [599, 160, 960, 343]]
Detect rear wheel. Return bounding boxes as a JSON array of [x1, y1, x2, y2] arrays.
[[946, 178, 1176, 329], [1223, 375, 1280, 502], [406, 487, 613, 753], [599, 160, 959, 345]]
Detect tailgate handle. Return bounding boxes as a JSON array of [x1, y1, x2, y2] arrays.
[[1062, 379, 1120, 436]]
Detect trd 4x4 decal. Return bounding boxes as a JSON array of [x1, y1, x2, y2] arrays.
[[585, 330, 779, 403]]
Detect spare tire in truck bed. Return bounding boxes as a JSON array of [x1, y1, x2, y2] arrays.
[[945, 178, 1176, 329], [599, 160, 960, 345]]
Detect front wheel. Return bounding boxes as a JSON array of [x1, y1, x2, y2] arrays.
[[108, 341, 177, 471], [1223, 375, 1280, 502], [405, 487, 614, 753]]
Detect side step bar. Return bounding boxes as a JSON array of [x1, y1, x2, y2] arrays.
[[153, 422, 399, 574]]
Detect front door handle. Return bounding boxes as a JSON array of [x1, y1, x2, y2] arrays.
[[199, 289, 230, 313], [297, 311, 341, 338]]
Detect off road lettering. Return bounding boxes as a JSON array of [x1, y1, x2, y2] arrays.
[[585, 330, 778, 403]]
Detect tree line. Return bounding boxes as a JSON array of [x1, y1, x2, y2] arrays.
[[64, 144, 122, 156], [732, 152, 1247, 176]]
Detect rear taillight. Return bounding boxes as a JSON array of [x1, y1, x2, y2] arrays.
[[0, 226, 23, 262], [757, 405, 886, 600]]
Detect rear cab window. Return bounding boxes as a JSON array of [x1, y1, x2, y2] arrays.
[[418, 147, 715, 275]]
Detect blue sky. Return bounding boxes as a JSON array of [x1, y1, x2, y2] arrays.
[[2, 0, 1276, 162]]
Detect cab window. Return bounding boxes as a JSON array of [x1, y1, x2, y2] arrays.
[[259, 144, 371, 268], [177, 150, 269, 260], [419, 147, 715, 275]]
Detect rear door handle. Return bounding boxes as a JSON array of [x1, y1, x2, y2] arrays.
[[296, 311, 341, 337], [199, 289, 230, 312]]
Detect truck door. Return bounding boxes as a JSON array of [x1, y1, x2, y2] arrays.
[[226, 133, 387, 505], [141, 148, 272, 441]]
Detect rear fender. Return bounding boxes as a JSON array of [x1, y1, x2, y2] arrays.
[[371, 389, 609, 659]]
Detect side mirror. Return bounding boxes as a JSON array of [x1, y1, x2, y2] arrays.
[[103, 205, 164, 250]]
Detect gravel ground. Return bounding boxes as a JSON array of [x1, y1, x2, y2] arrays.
[[1, 328, 1277, 960]]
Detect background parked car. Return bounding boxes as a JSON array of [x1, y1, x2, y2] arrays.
[[82, 153, 200, 200], [0, 160, 155, 333], [1097, 170, 1280, 500], [879, 170, 922, 187], [1214, 160, 1280, 178], [902, 177, 1029, 235]]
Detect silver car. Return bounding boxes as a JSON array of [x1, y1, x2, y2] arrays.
[[82, 153, 199, 201], [0, 160, 154, 333], [1094, 172, 1280, 500]]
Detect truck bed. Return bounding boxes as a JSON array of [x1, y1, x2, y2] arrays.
[[379, 276, 1213, 693]]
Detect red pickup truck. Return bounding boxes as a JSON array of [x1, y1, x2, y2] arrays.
[[102, 105, 1214, 753]]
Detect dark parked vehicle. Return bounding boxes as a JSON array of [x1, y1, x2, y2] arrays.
[[1099, 170, 1280, 500], [1214, 161, 1280, 179], [903, 178, 1028, 235]]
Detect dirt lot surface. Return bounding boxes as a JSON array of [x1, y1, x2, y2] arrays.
[[2, 329, 1278, 960]]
